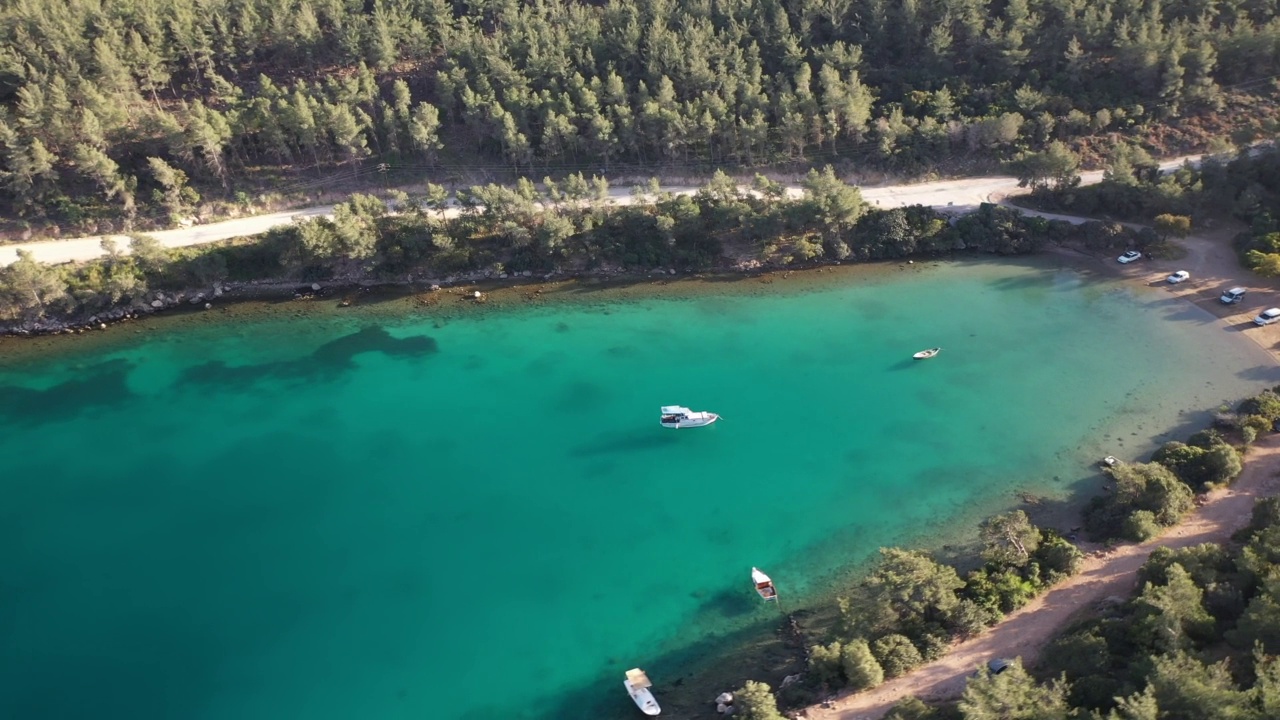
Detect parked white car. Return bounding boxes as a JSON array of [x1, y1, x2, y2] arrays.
[[1256, 308, 1280, 326], [1166, 271, 1190, 284], [1221, 287, 1248, 304], [1117, 251, 1142, 264]]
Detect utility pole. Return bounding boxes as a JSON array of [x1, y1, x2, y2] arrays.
[[377, 162, 390, 197]]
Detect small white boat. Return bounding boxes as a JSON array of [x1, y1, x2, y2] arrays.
[[624, 668, 661, 716], [752, 567, 778, 602], [1101, 456, 1119, 468], [913, 347, 941, 359], [660, 405, 719, 429]]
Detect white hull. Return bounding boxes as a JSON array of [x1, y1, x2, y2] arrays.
[[660, 414, 719, 429], [625, 680, 661, 716], [752, 567, 778, 601]]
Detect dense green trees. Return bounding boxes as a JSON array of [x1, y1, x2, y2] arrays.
[[2, 171, 1112, 324], [881, 493, 1280, 720], [793, 511, 1083, 707], [1084, 461, 1196, 541], [996, 499, 1280, 720], [960, 660, 1070, 720], [0, 0, 1275, 227]]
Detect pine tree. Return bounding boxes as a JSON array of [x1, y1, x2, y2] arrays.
[[409, 102, 443, 161], [147, 157, 199, 219], [0, 250, 67, 319]]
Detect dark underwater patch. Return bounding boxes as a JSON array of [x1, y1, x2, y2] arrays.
[[179, 326, 438, 390]]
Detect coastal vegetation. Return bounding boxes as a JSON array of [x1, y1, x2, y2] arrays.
[[1, 172, 1149, 328], [0, 0, 1277, 233], [791, 512, 1082, 704], [876, 493, 1280, 720], [721, 383, 1280, 718], [1023, 142, 1280, 274]]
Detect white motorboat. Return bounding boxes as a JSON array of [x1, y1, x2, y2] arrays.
[[660, 405, 719, 429], [913, 347, 941, 360], [752, 567, 778, 602], [624, 668, 661, 716]]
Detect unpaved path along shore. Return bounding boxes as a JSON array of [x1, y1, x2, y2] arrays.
[[804, 435, 1280, 720], [0, 156, 1202, 267], [803, 215, 1280, 718]]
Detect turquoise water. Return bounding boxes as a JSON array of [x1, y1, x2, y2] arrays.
[[2, 259, 1277, 720]]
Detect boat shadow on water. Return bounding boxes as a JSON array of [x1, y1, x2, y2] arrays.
[[693, 586, 760, 619], [568, 430, 681, 458]]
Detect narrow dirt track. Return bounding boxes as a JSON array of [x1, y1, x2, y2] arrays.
[[0, 156, 1203, 267], [803, 436, 1280, 720]]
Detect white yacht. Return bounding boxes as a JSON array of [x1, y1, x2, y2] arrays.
[[660, 406, 719, 429], [624, 668, 661, 716]]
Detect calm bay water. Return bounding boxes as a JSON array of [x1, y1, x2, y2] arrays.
[[2, 259, 1277, 720]]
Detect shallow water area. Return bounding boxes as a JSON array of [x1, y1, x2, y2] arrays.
[[1, 257, 1276, 720]]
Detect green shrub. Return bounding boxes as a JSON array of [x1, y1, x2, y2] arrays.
[[872, 634, 924, 678], [1152, 440, 1241, 491], [807, 641, 845, 687], [840, 638, 885, 690], [733, 680, 786, 720], [1033, 534, 1085, 581], [916, 632, 950, 661], [1247, 497, 1280, 536], [884, 696, 937, 720], [1124, 510, 1162, 542], [950, 598, 1000, 637], [1240, 391, 1280, 422], [1240, 414, 1272, 445]]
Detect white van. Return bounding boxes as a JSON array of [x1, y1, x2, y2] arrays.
[[1255, 308, 1280, 326], [1221, 287, 1247, 304]]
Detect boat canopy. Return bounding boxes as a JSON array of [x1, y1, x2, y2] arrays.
[[626, 669, 653, 688], [660, 406, 692, 415], [752, 567, 772, 585]]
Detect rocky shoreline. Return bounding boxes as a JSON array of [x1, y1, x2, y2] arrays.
[[0, 257, 794, 339]]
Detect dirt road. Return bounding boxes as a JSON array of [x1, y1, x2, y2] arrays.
[[0, 157, 1202, 268], [804, 434, 1280, 720]]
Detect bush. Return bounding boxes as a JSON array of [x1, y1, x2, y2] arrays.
[[1239, 391, 1280, 422], [1124, 510, 1162, 542], [808, 642, 845, 687], [884, 696, 937, 720], [841, 639, 885, 690], [1241, 414, 1273, 445], [872, 634, 924, 678], [1247, 497, 1280, 536], [916, 631, 950, 661], [1152, 440, 1242, 491], [950, 598, 1001, 637], [1187, 428, 1226, 449], [733, 680, 787, 720], [1033, 534, 1084, 581]]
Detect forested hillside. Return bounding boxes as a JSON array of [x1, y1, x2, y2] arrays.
[[1, 0, 1278, 231]]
